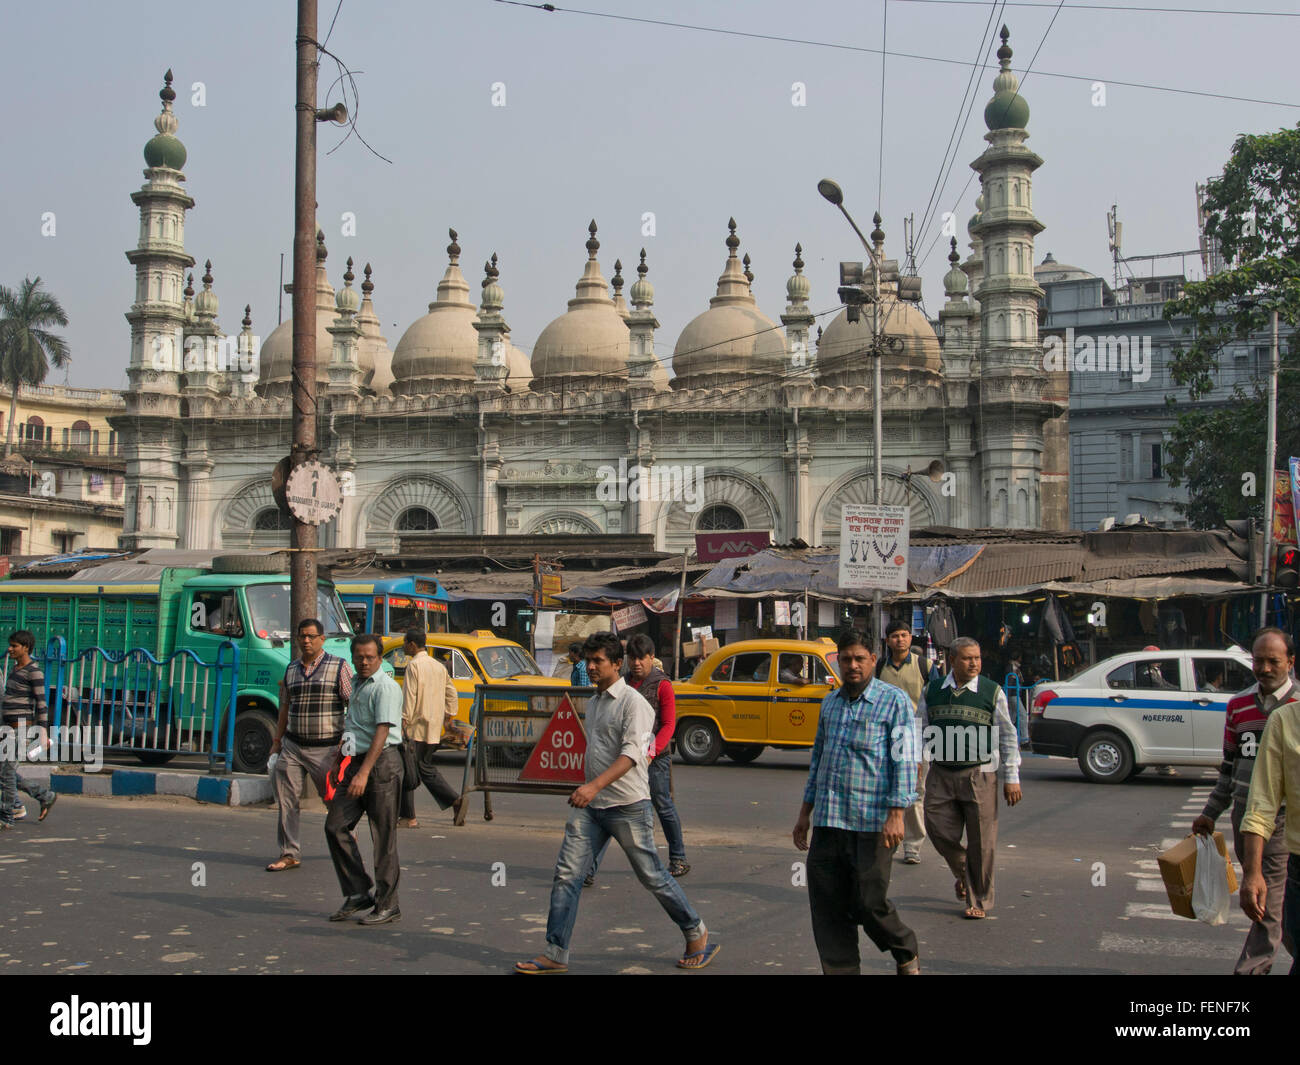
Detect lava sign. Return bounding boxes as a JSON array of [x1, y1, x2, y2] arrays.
[[517, 695, 588, 785], [837, 503, 909, 592]]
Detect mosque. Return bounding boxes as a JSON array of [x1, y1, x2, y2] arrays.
[[115, 27, 1067, 555]]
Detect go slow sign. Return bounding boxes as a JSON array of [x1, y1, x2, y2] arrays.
[[516, 695, 588, 785]]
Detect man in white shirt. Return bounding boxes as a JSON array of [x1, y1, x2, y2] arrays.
[[397, 630, 463, 828]]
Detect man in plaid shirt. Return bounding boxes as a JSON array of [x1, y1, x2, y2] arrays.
[[794, 628, 920, 975], [1, 630, 58, 827]]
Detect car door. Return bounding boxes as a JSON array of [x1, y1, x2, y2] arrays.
[[704, 650, 772, 742], [1102, 655, 1190, 760], [768, 652, 829, 744], [1188, 653, 1256, 758]]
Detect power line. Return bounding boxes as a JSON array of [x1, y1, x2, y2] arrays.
[[493, 1, 1300, 108], [891, 0, 1299, 15]]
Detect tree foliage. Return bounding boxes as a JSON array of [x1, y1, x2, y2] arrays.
[[1163, 124, 1300, 528], [0, 276, 70, 455]]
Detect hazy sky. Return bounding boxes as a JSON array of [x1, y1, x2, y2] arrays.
[[2, 0, 1297, 390]]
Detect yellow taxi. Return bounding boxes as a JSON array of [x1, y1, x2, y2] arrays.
[[380, 632, 570, 761], [672, 638, 842, 765]]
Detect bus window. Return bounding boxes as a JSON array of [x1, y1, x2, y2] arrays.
[[345, 604, 369, 635]]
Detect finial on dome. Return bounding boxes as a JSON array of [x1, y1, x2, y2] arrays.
[[998, 25, 1012, 66], [612, 259, 624, 293], [202, 260, 213, 287], [447, 228, 461, 263], [871, 212, 885, 246], [483, 253, 500, 287], [344, 256, 355, 285], [637, 248, 648, 279], [816, 325, 823, 344], [726, 218, 739, 257], [949, 237, 960, 265], [316, 227, 328, 263], [361, 263, 374, 295], [743, 253, 754, 286], [184, 272, 195, 299], [793, 243, 804, 273], [586, 220, 600, 259], [161, 70, 176, 105], [243, 304, 252, 328]]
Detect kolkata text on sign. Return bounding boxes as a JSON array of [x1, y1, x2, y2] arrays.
[[837, 503, 909, 592]]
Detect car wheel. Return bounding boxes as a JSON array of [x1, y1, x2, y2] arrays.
[[499, 744, 531, 768], [1077, 730, 1134, 784], [677, 719, 722, 766], [723, 743, 764, 764], [135, 750, 176, 766], [233, 710, 277, 774]]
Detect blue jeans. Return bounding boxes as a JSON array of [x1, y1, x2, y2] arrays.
[[589, 753, 687, 874], [544, 800, 705, 966]]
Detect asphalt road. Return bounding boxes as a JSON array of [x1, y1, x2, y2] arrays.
[[2, 751, 1291, 976]]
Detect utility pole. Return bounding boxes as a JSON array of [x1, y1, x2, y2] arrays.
[[290, 0, 319, 634], [1261, 307, 1280, 625]]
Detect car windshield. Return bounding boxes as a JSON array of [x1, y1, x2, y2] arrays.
[[246, 583, 353, 641], [476, 644, 542, 678]]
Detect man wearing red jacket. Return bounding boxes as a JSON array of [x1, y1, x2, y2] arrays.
[[1192, 627, 1296, 975], [586, 633, 689, 884]]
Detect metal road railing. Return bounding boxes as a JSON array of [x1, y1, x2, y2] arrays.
[[1003, 672, 1031, 748], [26, 636, 241, 773]]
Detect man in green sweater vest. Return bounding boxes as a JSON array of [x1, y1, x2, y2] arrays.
[[918, 637, 1022, 919]]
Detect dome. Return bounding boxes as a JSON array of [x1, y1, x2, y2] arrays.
[[392, 230, 478, 394], [816, 286, 942, 387], [1035, 252, 1096, 285], [144, 71, 186, 169], [984, 27, 1029, 130], [530, 222, 629, 391], [671, 219, 786, 389], [504, 341, 533, 390]]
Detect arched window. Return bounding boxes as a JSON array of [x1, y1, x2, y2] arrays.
[[70, 420, 91, 447], [24, 415, 43, 443], [696, 504, 744, 531], [395, 506, 439, 532], [253, 507, 291, 531]]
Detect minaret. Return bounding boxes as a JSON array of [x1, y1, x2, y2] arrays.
[[970, 26, 1049, 528], [626, 249, 660, 397], [120, 70, 193, 548], [781, 243, 815, 379], [327, 257, 363, 398], [185, 260, 225, 397], [472, 254, 510, 396], [939, 237, 977, 526]]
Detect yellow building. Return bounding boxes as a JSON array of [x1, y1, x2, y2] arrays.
[[0, 384, 126, 557]]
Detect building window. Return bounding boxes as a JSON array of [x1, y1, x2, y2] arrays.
[[253, 507, 291, 531], [697, 504, 745, 531], [395, 506, 438, 532], [70, 420, 91, 447], [0, 529, 20, 554], [23, 415, 43, 443], [53, 532, 77, 553]]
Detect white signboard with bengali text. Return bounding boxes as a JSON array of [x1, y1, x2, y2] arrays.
[[837, 503, 909, 591]]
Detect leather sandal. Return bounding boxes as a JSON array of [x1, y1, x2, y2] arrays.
[[266, 855, 301, 872]]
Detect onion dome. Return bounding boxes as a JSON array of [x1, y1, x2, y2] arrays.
[[943, 239, 968, 296], [257, 228, 339, 396], [611, 259, 629, 318], [984, 26, 1029, 130], [630, 248, 654, 307], [530, 221, 630, 392], [671, 219, 787, 389], [786, 243, 811, 303], [336, 257, 362, 315], [144, 70, 187, 170], [816, 219, 941, 386], [356, 264, 395, 396], [392, 229, 480, 394], [1034, 251, 1097, 285], [194, 260, 219, 318]]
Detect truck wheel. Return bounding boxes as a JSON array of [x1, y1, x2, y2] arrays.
[[135, 751, 176, 766], [233, 710, 277, 774], [212, 553, 289, 575], [723, 743, 765, 764], [1077, 730, 1134, 784], [677, 719, 722, 766]]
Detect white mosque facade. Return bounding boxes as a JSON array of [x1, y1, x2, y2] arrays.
[[116, 30, 1066, 554]]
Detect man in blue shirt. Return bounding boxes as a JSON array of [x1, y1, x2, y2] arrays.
[[793, 628, 920, 975], [324, 634, 405, 925]]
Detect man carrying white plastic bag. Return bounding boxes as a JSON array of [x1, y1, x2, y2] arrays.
[[1192, 834, 1232, 926]]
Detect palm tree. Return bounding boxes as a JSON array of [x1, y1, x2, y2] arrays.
[[0, 276, 70, 456]]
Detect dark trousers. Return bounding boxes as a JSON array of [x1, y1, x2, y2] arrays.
[[325, 746, 402, 911], [1230, 801, 1290, 974], [807, 826, 918, 973], [399, 740, 460, 819], [1285, 854, 1300, 977]]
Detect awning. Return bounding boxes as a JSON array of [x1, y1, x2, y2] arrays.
[[894, 576, 1259, 601]]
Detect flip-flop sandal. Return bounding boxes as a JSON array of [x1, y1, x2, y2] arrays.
[[963, 906, 986, 919], [265, 856, 301, 872], [954, 879, 966, 901], [515, 958, 567, 974], [677, 942, 721, 970]]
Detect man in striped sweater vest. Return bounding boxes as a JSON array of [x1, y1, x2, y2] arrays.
[[1193, 627, 1295, 975]]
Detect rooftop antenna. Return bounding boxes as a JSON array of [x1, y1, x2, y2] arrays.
[[1107, 204, 1123, 290], [903, 212, 917, 275]]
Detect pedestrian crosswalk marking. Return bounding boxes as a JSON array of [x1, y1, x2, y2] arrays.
[[1100, 933, 1235, 958]]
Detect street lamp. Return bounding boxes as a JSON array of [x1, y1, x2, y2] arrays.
[[818, 178, 919, 649]]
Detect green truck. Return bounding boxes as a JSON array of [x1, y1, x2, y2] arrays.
[[0, 551, 356, 773]]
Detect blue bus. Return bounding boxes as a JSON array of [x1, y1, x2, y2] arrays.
[[335, 576, 451, 637]]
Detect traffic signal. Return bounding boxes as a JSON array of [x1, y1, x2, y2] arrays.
[[1276, 546, 1298, 588]]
